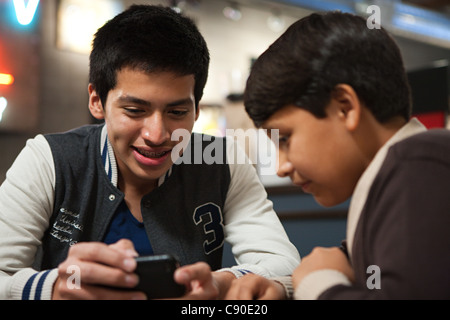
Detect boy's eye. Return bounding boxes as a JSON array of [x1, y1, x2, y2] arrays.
[[124, 107, 144, 114], [279, 135, 290, 144], [169, 110, 188, 116]]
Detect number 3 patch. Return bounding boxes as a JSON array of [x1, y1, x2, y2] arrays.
[[193, 202, 225, 255]]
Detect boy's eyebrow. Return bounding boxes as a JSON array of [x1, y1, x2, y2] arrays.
[[262, 121, 282, 131], [118, 95, 151, 107], [117, 95, 194, 107], [167, 98, 194, 107]]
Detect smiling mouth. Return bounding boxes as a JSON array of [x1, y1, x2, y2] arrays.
[[134, 147, 170, 159]]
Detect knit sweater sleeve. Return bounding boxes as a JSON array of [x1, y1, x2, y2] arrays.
[[0, 135, 57, 300]]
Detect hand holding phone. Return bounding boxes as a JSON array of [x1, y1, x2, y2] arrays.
[[134, 254, 186, 299]]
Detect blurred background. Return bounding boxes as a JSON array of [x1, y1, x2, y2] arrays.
[[0, 0, 449, 265]]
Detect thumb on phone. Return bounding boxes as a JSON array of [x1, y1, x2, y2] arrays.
[[173, 262, 219, 299]]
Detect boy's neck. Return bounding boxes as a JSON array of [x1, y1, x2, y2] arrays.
[[358, 111, 407, 166], [376, 116, 408, 147], [118, 176, 158, 222]]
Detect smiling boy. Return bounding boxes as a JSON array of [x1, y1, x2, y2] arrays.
[[0, 5, 299, 300], [88, 69, 197, 221], [226, 11, 450, 299]]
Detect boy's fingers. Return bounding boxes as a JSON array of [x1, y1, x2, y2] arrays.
[[55, 278, 146, 300], [174, 262, 212, 285], [109, 239, 139, 258], [58, 259, 139, 288], [66, 242, 137, 272]]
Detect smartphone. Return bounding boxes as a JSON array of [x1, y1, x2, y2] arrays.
[[133, 254, 186, 299]]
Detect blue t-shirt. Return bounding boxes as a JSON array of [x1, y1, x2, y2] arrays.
[[103, 200, 153, 255]]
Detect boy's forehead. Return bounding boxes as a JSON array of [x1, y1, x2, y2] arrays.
[[262, 105, 297, 129], [117, 66, 192, 80]]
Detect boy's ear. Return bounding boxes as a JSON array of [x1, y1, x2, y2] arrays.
[[88, 84, 105, 120], [194, 105, 200, 121], [331, 84, 361, 132]]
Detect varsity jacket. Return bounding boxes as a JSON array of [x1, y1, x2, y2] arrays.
[[295, 118, 450, 299], [0, 124, 300, 300], [40, 124, 229, 270]]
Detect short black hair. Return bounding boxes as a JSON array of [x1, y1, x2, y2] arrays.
[[89, 4, 210, 108], [244, 11, 412, 127]]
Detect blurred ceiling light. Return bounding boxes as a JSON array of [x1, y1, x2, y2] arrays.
[[56, 0, 123, 54], [0, 73, 14, 86], [399, 13, 417, 25], [223, 3, 242, 21], [168, 0, 186, 13], [0, 97, 7, 122], [267, 10, 285, 32], [13, 0, 39, 26]]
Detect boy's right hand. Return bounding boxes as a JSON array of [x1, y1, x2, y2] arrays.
[[224, 274, 287, 300], [52, 239, 146, 300]]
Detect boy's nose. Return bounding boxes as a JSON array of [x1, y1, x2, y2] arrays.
[[277, 161, 295, 178], [142, 113, 170, 145]]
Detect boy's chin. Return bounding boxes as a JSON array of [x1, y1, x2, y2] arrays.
[[314, 195, 347, 208]]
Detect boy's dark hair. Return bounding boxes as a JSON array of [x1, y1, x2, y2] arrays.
[[244, 11, 412, 127], [89, 5, 209, 108]]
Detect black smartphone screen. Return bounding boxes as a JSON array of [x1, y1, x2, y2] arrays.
[[133, 254, 186, 299]]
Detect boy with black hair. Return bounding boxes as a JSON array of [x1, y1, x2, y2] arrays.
[[226, 11, 450, 299], [0, 5, 299, 300]]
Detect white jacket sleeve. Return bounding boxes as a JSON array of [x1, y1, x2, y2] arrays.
[[0, 135, 58, 300], [218, 137, 300, 278]]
